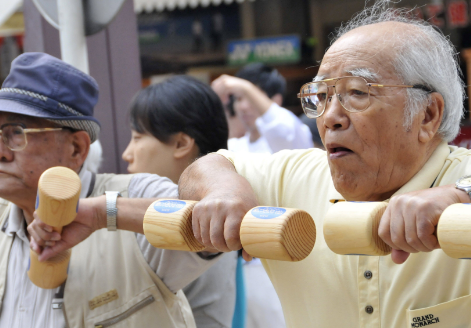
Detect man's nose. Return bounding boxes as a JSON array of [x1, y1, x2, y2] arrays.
[[321, 94, 350, 131], [0, 138, 14, 162]]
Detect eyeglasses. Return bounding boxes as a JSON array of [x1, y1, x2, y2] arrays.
[[297, 76, 433, 118], [0, 123, 63, 151]]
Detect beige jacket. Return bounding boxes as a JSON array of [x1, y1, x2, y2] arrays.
[[0, 173, 196, 328]]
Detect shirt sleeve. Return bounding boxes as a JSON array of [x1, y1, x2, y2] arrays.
[[216, 148, 327, 206], [128, 173, 222, 293], [255, 103, 314, 153]]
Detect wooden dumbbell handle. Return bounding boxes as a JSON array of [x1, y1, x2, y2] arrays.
[[324, 201, 391, 256], [325, 202, 471, 259], [438, 203, 471, 259], [143, 199, 316, 262], [27, 167, 81, 289]]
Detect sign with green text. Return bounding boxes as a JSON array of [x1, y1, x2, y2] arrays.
[[227, 35, 300, 66]]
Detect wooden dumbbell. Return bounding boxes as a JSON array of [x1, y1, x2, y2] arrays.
[[324, 202, 391, 256], [437, 203, 471, 259], [28, 166, 81, 289], [143, 199, 316, 261], [324, 202, 471, 259]]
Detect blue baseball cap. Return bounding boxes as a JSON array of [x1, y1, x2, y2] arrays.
[[0, 52, 101, 142]]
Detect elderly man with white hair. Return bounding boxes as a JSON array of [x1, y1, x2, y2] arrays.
[[174, 1, 471, 327]]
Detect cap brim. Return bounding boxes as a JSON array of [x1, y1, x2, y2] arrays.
[[0, 98, 100, 143]]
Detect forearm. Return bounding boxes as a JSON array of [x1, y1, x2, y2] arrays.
[[92, 196, 159, 234], [179, 153, 257, 202], [242, 83, 273, 116]]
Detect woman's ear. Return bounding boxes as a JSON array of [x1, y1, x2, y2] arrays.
[[173, 132, 198, 160], [418, 92, 444, 144], [69, 131, 90, 171]]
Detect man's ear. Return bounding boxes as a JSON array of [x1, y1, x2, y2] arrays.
[[173, 132, 198, 160], [271, 94, 283, 106], [69, 131, 90, 171], [418, 92, 444, 144]]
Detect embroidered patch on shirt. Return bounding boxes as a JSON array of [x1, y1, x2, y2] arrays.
[[89, 289, 119, 310], [410, 313, 440, 327]]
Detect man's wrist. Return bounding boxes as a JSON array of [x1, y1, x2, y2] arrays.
[[95, 195, 108, 230], [456, 188, 471, 203]]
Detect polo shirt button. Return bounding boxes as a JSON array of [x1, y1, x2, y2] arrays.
[[364, 270, 373, 279], [365, 305, 374, 314]]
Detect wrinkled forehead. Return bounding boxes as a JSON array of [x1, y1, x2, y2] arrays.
[[317, 23, 406, 81]]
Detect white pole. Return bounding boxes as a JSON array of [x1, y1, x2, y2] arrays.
[[57, 0, 89, 74]]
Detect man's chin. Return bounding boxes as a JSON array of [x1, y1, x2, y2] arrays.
[[331, 169, 369, 201]]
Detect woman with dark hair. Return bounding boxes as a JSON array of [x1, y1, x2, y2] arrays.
[[123, 75, 228, 182], [122, 75, 237, 328]]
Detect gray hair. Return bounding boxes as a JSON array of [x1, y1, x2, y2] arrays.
[[332, 0, 465, 142]]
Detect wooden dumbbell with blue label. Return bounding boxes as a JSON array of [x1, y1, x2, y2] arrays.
[[143, 199, 316, 261], [324, 201, 471, 259]]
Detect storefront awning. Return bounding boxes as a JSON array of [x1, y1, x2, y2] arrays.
[[0, 0, 24, 37], [134, 0, 254, 13]]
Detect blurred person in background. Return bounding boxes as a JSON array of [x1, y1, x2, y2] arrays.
[[212, 63, 313, 154], [212, 64, 314, 328], [122, 75, 237, 328], [224, 96, 245, 139], [299, 115, 324, 149], [82, 140, 103, 173]]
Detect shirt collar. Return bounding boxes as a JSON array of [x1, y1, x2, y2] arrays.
[[391, 141, 449, 196], [328, 141, 450, 203], [4, 166, 93, 240]]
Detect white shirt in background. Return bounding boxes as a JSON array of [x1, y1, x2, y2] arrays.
[[228, 103, 313, 154]]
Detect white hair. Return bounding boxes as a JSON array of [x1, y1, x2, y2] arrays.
[[332, 0, 465, 142]]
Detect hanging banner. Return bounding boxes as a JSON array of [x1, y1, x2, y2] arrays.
[[451, 126, 471, 149], [424, 4, 445, 28], [227, 35, 301, 66], [447, 0, 468, 28]]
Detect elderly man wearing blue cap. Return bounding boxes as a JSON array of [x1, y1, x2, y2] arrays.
[[0, 53, 220, 328]]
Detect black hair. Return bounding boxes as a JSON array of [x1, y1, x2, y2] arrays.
[[129, 75, 228, 156], [236, 63, 286, 98]]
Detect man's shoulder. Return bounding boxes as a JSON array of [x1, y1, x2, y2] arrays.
[[447, 145, 471, 162], [220, 147, 326, 165], [218, 148, 328, 185], [436, 146, 471, 185], [268, 147, 327, 166], [92, 173, 135, 197]]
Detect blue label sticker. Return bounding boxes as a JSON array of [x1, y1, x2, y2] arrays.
[[251, 207, 286, 219], [153, 200, 187, 214], [35, 194, 39, 210]]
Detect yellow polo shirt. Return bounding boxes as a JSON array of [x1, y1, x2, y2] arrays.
[[218, 141, 471, 328]]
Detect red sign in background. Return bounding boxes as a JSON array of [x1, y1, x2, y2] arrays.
[[451, 125, 471, 149]]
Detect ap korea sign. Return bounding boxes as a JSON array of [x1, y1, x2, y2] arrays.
[[227, 35, 301, 66]]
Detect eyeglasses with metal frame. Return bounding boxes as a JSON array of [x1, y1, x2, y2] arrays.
[[0, 123, 63, 151], [297, 76, 433, 118]]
